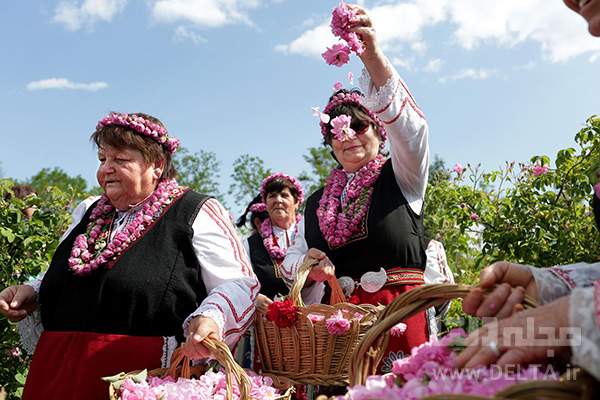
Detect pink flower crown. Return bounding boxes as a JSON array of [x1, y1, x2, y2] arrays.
[[260, 173, 305, 204], [319, 91, 387, 144], [249, 202, 267, 213], [96, 112, 180, 154]]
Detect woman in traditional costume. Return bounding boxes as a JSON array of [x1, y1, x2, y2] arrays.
[[235, 174, 305, 375], [241, 173, 304, 314], [282, 4, 430, 373], [0, 112, 258, 400]]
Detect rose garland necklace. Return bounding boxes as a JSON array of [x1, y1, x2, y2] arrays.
[[259, 214, 302, 264], [68, 179, 186, 275], [317, 154, 387, 248]]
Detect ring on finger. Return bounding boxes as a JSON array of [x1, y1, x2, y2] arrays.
[[487, 340, 501, 357]]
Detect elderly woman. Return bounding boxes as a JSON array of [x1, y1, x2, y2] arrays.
[[240, 173, 304, 313], [283, 3, 430, 372], [455, 0, 600, 380], [0, 112, 258, 399]]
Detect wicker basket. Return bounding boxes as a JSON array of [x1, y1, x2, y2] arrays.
[[349, 283, 598, 400], [255, 258, 383, 386], [108, 338, 292, 400]]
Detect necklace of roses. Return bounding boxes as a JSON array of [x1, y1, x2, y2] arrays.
[[259, 214, 302, 273], [68, 179, 187, 276], [317, 154, 387, 249]]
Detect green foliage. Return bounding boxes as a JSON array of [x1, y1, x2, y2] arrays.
[[173, 147, 224, 203], [228, 154, 271, 211], [0, 179, 77, 398], [27, 167, 89, 200], [298, 146, 338, 195], [426, 116, 600, 330]]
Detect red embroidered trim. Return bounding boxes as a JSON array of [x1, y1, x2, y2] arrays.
[[216, 291, 256, 323], [224, 312, 256, 336], [373, 81, 401, 114], [203, 200, 252, 276], [594, 280, 600, 330], [397, 77, 425, 117], [382, 98, 408, 125], [549, 266, 576, 289]]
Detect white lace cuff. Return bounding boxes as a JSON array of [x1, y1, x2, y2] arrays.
[[24, 271, 45, 295], [569, 287, 600, 380], [17, 309, 44, 356], [182, 307, 225, 340], [358, 66, 401, 114], [527, 266, 571, 305]]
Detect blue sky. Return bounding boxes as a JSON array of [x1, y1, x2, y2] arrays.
[[1, 0, 600, 213]]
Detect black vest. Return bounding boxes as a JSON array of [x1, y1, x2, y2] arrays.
[[247, 233, 289, 299], [304, 159, 426, 280], [39, 190, 209, 342]]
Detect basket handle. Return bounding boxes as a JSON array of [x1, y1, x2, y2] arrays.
[[349, 283, 538, 387], [165, 338, 251, 400], [289, 256, 347, 307]]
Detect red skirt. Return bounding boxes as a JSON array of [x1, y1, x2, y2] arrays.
[[23, 331, 163, 400], [353, 282, 428, 373]]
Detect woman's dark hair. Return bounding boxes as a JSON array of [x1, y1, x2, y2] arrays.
[[90, 112, 177, 179], [264, 177, 301, 204], [322, 89, 378, 147], [236, 194, 269, 231]]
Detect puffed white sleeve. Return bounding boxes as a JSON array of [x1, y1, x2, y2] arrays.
[[183, 198, 260, 349], [359, 62, 429, 215], [280, 218, 325, 305], [568, 282, 600, 380]]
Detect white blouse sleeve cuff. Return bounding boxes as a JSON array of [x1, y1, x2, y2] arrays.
[[569, 286, 600, 380], [24, 271, 45, 295], [358, 66, 400, 114], [182, 306, 226, 340], [527, 266, 572, 305]]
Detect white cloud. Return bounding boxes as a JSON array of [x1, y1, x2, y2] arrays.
[[278, 0, 600, 64], [439, 68, 496, 83], [26, 78, 108, 92], [445, 0, 600, 63], [275, 23, 335, 56], [53, 0, 126, 31], [424, 58, 443, 73], [152, 0, 261, 28], [173, 26, 208, 44], [391, 57, 413, 71]]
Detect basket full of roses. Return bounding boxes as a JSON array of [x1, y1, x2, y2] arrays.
[[255, 258, 383, 386], [105, 337, 292, 400]]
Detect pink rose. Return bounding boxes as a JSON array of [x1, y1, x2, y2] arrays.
[[453, 162, 464, 175], [322, 43, 351, 67], [531, 164, 549, 176], [325, 310, 351, 335]]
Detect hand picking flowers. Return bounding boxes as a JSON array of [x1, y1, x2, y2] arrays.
[[337, 329, 559, 399]]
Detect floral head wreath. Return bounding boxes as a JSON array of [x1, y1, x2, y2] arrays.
[[260, 173, 305, 205], [96, 112, 180, 154], [249, 202, 267, 213], [319, 91, 387, 145]]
